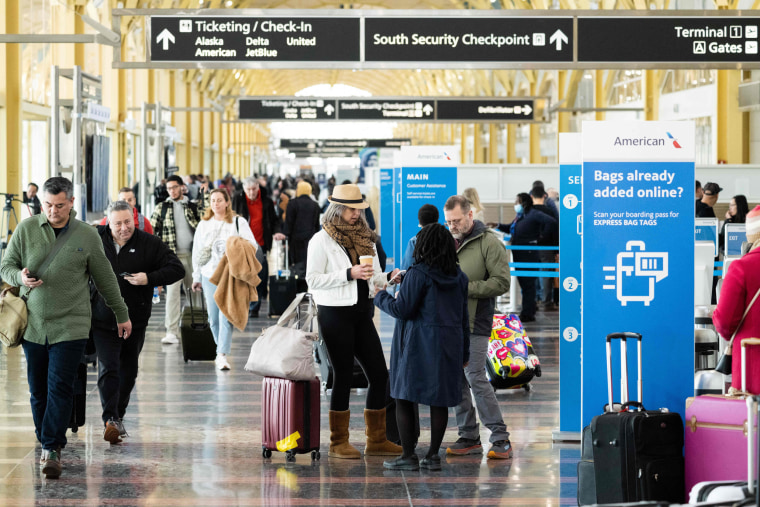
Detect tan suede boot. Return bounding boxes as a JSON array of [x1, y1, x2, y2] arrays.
[[364, 408, 403, 456], [328, 410, 361, 459]]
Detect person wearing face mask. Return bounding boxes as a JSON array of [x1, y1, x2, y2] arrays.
[[92, 200, 185, 443], [488, 193, 557, 322]]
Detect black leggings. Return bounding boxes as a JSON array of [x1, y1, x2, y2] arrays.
[[396, 399, 448, 458], [318, 305, 388, 412]]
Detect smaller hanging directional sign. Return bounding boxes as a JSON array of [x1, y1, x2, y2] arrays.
[[239, 97, 545, 122], [239, 98, 338, 120]]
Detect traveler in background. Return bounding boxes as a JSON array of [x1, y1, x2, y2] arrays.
[[23, 182, 41, 215], [696, 182, 722, 218], [401, 204, 439, 271], [489, 193, 557, 322], [530, 185, 559, 311], [231, 176, 285, 318], [183, 174, 200, 201], [443, 195, 512, 459], [151, 174, 201, 345], [93, 201, 184, 444], [0, 176, 131, 479], [99, 187, 153, 234], [546, 187, 560, 205], [532, 180, 559, 217], [192, 188, 258, 371], [284, 181, 321, 275], [713, 205, 760, 395], [375, 223, 470, 472], [719, 194, 749, 254], [462, 187, 485, 223], [320, 176, 336, 211], [696, 180, 704, 202], [306, 184, 402, 460]]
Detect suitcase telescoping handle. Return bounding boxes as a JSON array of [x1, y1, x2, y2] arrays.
[[605, 333, 643, 412], [186, 284, 207, 329]]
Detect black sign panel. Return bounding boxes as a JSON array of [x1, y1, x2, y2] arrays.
[[338, 100, 435, 120], [579, 17, 760, 62], [437, 99, 535, 121], [239, 99, 337, 120], [150, 16, 360, 62], [364, 17, 573, 62]]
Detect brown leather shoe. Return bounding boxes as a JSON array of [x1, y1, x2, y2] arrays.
[[364, 408, 403, 456], [328, 410, 361, 459], [104, 419, 122, 444]]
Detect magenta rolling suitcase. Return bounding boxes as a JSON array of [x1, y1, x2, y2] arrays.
[[261, 376, 321, 462], [684, 337, 759, 494]]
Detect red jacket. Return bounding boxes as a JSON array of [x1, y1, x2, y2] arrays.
[[713, 247, 760, 394], [99, 207, 153, 235]]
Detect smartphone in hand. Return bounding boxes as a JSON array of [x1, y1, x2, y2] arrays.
[[119, 272, 133, 277], [388, 270, 407, 286]]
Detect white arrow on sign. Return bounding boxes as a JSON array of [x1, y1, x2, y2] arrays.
[[422, 104, 434, 116], [324, 104, 335, 115], [156, 28, 175, 51], [522, 104, 533, 116], [549, 29, 568, 51]]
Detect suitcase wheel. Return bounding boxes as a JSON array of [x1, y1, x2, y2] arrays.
[[285, 451, 296, 462], [262, 448, 272, 459], [311, 450, 320, 461], [523, 383, 532, 392]]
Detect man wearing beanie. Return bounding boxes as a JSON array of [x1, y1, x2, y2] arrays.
[[712, 204, 760, 395], [284, 180, 322, 278], [696, 182, 722, 218]]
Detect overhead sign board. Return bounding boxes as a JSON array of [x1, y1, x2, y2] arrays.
[[112, 9, 760, 69], [338, 100, 436, 121], [364, 17, 573, 62], [579, 17, 760, 63], [239, 98, 337, 120], [149, 16, 359, 62], [280, 139, 411, 150], [239, 97, 545, 122], [437, 99, 535, 121]]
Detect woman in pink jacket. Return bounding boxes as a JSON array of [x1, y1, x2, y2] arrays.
[[713, 205, 760, 394]]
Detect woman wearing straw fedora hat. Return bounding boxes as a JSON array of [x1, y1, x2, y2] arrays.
[[306, 184, 402, 459]]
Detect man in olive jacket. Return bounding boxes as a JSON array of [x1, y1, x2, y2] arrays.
[[442, 195, 513, 460], [0, 177, 131, 479]]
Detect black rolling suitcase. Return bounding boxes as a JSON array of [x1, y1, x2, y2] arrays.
[[577, 425, 597, 505], [69, 360, 87, 433], [313, 336, 368, 391], [587, 332, 685, 505], [268, 240, 298, 317], [180, 287, 217, 362]]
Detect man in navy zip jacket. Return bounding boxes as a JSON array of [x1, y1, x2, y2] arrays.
[[92, 200, 185, 444]]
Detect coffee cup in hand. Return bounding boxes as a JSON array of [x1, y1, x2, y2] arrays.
[[359, 255, 373, 266]]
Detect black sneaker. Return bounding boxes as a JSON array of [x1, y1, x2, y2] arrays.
[[446, 437, 483, 455], [420, 455, 442, 471], [487, 440, 513, 459], [383, 454, 420, 471]]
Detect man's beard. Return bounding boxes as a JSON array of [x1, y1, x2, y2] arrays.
[[450, 231, 464, 240]]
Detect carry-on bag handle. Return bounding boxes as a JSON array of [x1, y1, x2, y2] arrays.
[[186, 284, 207, 329], [605, 332, 643, 413]]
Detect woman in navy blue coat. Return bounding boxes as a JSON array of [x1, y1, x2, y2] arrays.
[[374, 223, 470, 471]]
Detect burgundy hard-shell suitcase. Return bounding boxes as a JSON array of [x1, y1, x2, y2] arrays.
[[684, 338, 760, 494], [261, 376, 321, 462]]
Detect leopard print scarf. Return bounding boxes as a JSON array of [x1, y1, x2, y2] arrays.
[[322, 220, 377, 265]]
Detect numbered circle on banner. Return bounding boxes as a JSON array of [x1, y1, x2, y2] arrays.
[[563, 194, 579, 210], [563, 276, 579, 292], [563, 327, 579, 342]]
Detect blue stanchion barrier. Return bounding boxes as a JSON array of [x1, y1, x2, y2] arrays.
[[504, 245, 559, 251], [508, 270, 558, 278], [510, 262, 559, 269]]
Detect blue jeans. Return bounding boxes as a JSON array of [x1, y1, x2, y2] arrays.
[[22, 337, 88, 451], [202, 276, 233, 355]]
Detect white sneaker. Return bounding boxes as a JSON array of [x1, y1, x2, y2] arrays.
[[216, 354, 230, 371], [161, 333, 179, 344]]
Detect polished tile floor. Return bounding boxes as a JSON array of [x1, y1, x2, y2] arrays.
[[0, 297, 578, 506]]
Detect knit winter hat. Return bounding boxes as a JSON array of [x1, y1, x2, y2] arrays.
[[296, 181, 312, 197], [746, 205, 760, 244]]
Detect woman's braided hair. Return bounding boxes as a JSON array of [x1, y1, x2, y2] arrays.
[[413, 223, 458, 276]]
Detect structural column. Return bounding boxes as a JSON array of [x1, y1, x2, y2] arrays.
[[717, 70, 746, 164], [0, 0, 21, 224]]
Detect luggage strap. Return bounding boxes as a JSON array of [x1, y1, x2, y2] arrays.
[[303, 382, 311, 450]]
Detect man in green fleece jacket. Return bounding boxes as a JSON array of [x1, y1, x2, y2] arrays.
[[0, 177, 131, 480]]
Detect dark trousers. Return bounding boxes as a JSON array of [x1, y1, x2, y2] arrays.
[[22, 337, 88, 451], [539, 250, 556, 305], [317, 304, 388, 412], [514, 249, 539, 319], [251, 255, 269, 313], [92, 326, 147, 424]]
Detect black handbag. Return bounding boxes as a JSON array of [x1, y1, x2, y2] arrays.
[[715, 286, 760, 375]]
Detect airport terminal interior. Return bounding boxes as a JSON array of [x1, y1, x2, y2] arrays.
[[1, 0, 760, 505]]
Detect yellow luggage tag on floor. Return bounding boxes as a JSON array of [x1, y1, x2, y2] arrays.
[[276, 431, 301, 452]]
